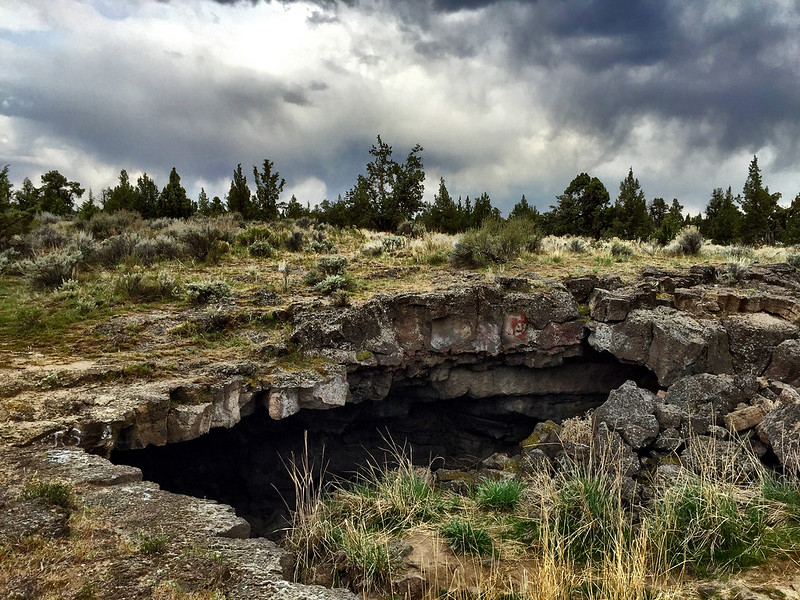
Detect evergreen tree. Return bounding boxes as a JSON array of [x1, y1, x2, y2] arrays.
[[135, 173, 159, 218], [226, 164, 252, 218], [283, 194, 308, 219], [649, 197, 667, 229], [422, 177, 460, 233], [740, 156, 781, 244], [157, 167, 193, 218], [783, 194, 800, 245], [614, 168, 652, 239], [209, 196, 225, 216], [39, 170, 83, 215], [509, 194, 538, 220], [14, 177, 40, 210], [252, 159, 285, 221], [197, 188, 210, 216], [104, 170, 136, 213], [470, 192, 499, 227], [703, 187, 741, 244], [550, 173, 610, 239], [76, 190, 100, 220], [0, 165, 12, 209], [654, 198, 685, 244], [390, 144, 425, 229]]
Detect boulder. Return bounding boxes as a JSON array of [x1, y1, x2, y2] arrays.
[[594, 381, 659, 450], [757, 400, 800, 473], [663, 374, 744, 436], [589, 284, 656, 323], [724, 313, 799, 376], [766, 339, 800, 388], [592, 422, 639, 479]]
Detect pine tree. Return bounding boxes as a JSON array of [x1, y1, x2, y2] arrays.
[[226, 164, 252, 218], [104, 170, 136, 213], [0, 165, 13, 209], [252, 159, 285, 221], [703, 187, 741, 244], [14, 177, 40, 210], [158, 167, 192, 218], [614, 168, 652, 239], [135, 173, 159, 218], [76, 190, 100, 220], [551, 173, 610, 239], [740, 156, 780, 244], [649, 197, 667, 229], [39, 170, 83, 215]]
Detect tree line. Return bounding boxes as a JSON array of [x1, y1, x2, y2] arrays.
[[2, 138, 799, 246]]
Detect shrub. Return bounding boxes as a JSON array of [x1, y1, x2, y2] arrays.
[[171, 221, 230, 263], [317, 255, 348, 275], [381, 235, 406, 253], [441, 518, 494, 556], [315, 274, 353, 295], [24, 480, 75, 509], [26, 224, 69, 252], [330, 289, 351, 307], [672, 226, 704, 256], [185, 279, 232, 304], [475, 478, 523, 511], [0, 248, 21, 275], [786, 252, 800, 269], [113, 269, 181, 302], [450, 218, 541, 267], [19, 250, 83, 288], [237, 225, 273, 247], [285, 228, 305, 252], [249, 240, 274, 258], [397, 220, 426, 238], [568, 238, 587, 253], [93, 234, 137, 267], [84, 210, 142, 238], [133, 234, 182, 264], [610, 241, 633, 257]]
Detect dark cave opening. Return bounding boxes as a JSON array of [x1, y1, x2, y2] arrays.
[[110, 356, 657, 538]]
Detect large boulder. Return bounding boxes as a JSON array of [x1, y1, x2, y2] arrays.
[[663, 374, 744, 436], [593, 381, 659, 450], [723, 313, 799, 376], [766, 339, 800, 388], [757, 390, 800, 473], [588, 307, 733, 386]]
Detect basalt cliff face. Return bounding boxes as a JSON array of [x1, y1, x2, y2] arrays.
[[4, 263, 800, 598]]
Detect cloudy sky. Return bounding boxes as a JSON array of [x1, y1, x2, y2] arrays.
[[1, 0, 799, 216]]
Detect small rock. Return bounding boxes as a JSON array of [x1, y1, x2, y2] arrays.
[[725, 405, 766, 432], [392, 574, 428, 600]]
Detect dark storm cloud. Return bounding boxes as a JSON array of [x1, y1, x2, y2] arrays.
[[497, 1, 800, 158]]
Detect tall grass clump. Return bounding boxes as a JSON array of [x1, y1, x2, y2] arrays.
[[649, 472, 769, 573], [284, 441, 443, 593], [475, 478, 523, 511], [441, 517, 494, 556], [450, 217, 541, 267]]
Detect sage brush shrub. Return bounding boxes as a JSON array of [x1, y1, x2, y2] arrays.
[[170, 221, 231, 263], [673, 226, 704, 256], [317, 255, 348, 275], [450, 217, 541, 267], [610, 241, 633, 257], [249, 240, 274, 258], [19, 249, 83, 288], [93, 234, 138, 267], [315, 274, 353, 295], [786, 252, 800, 269], [185, 279, 232, 304]]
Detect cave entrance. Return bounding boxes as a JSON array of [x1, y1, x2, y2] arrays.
[[110, 356, 656, 538]]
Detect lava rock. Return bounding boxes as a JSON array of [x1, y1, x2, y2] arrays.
[[594, 381, 659, 450]]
